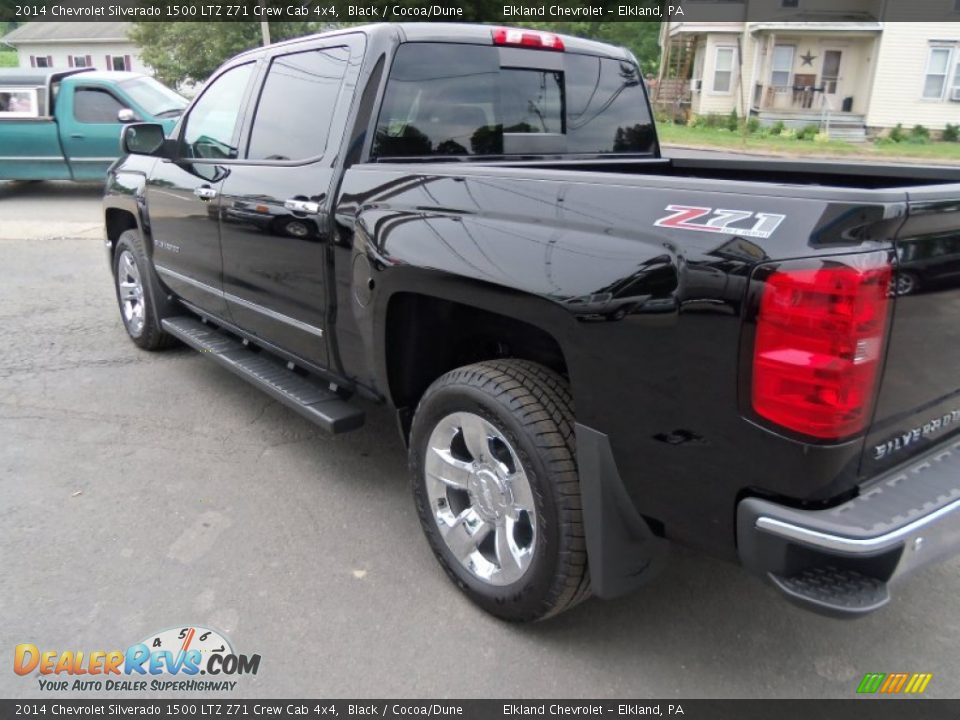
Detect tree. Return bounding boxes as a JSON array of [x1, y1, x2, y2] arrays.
[[129, 21, 324, 86]]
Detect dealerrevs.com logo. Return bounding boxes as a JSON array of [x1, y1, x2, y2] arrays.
[[14, 626, 260, 692]]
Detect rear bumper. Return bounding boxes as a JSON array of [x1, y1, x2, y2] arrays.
[[737, 436, 960, 616]]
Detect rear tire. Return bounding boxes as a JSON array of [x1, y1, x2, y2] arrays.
[[410, 359, 590, 621], [113, 230, 176, 351]]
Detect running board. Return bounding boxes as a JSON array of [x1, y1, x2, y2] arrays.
[[161, 316, 364, 434]]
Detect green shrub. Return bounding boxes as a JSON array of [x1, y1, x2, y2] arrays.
[[888, 123, 906, 143], [770, 120, 786, 136], [0, 50, 17, 68], [703, 113, 725, 128], [688, 115, 707, 128], [780, 128, 798, 140], [653, 107, 673, 125], [746, 117, 761, 134], [907, 124, 930, 144], [727, 109, 739, 132], [944, 123, 960, 142], [797, 124, 820, 141]]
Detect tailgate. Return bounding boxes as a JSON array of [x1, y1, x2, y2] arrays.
[[863, 186, 960, 475]]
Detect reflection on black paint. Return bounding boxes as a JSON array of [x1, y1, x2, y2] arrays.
[[896, 230, 960, 295]]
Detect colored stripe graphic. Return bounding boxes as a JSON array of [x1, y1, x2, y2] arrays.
[[880, 673, 909, 693], [904, 673, 933, 694], [857, 673, 886, 694], [857, 672, 932, 694]]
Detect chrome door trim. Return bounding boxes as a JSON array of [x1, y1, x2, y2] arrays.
[[155, 265, 324, 339]]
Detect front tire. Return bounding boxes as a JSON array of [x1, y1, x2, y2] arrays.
[[410, 360, 590, 621], [113, 230, 176, 350]]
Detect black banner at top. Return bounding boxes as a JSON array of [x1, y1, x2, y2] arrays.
[[3, 700, 960, 720], [0, 0, 958, 23]]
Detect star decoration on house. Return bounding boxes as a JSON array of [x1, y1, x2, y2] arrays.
[[800, 51, 817, 66]]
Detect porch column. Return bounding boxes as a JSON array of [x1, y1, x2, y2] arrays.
[[760, 32, 775, 110]]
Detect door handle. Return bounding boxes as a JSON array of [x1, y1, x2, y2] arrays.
[[194, 186, 218, 201], [284, 199, 320, 214], [70, 134, 85, 140]]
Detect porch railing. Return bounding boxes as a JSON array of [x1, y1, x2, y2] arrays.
[[819, 94, 833, 137]]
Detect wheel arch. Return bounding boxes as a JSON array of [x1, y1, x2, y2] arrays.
[[103, 164, 154, 267], [378, 283, 574, 440], [105, 207, 140, 263]]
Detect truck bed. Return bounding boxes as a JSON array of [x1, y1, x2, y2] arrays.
[[398, 155, 960, 190]]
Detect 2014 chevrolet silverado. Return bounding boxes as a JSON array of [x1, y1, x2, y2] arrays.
[[104, 23, 960, 621]]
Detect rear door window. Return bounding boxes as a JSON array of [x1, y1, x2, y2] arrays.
[[373, 42, 654, 159], [246, 46, 350, 162]]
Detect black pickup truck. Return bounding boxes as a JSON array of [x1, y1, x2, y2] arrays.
[[104, 23, 960, 622]]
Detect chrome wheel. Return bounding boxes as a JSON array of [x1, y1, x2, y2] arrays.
[[424, 411, 537, 586], [894, 273, 916, 296], [117, 249, 146, 337]]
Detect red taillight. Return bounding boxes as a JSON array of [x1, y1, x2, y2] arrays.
[[751, 261, 892, 440], [492, 27, 565, 51]]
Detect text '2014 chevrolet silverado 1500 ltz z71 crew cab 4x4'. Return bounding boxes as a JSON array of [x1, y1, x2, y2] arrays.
[[104, 23, 960, 621]]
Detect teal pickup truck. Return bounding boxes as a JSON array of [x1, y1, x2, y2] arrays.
[[0, 68, 187, 181]]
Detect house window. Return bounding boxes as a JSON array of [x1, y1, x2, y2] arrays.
[[32, 56, 51, 68], [771, 45, 795, 87], [712, 47, 735, 93], [70, 56, 91, 68], [923, 47, 953, 99], [107, 55, 131, 72]]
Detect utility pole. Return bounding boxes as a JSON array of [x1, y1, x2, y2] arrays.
[[259, 0, 271, 46]]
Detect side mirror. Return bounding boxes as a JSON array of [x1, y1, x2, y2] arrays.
[[121, 123, 167, 157], [117, 108, 140, 123]]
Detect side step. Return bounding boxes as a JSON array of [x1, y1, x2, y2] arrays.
[[768, 567, 889, 617], [161, 316, 364, 434]]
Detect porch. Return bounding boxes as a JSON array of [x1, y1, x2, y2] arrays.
[[747, 24, 880, 141]]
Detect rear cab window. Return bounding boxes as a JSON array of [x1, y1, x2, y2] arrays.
[[373, 41, 655, 159]]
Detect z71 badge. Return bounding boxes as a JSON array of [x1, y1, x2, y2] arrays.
[[654, 205, 786, 239]]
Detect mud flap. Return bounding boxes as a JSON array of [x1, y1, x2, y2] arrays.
[[576, 423, 668, 598]]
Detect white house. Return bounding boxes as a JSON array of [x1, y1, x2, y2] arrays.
[[659, 15, 960, 139], [0, 22, 146, 74]]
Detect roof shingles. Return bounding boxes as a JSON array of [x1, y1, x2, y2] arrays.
[[1, 22, 132, 45]]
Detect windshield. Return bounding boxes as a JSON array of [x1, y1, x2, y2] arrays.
[[119, 77, 188, 118]]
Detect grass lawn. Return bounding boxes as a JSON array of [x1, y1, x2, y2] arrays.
[[0, 50, 17, 68], [658, 123, 960, 164]]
